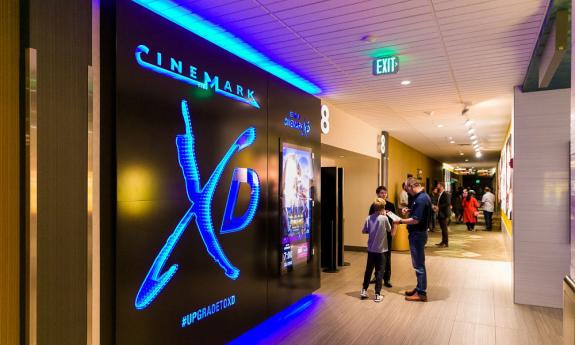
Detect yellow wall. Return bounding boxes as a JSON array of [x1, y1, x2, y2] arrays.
[[387, 136, 443, 205], [0, 0, 20, 343], [501, 210, 513, 237]]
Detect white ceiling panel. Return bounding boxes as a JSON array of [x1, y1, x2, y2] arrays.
[[179, 0, 550, 167]]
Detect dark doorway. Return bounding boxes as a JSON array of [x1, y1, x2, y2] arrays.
[[321, 167, 344, 272]]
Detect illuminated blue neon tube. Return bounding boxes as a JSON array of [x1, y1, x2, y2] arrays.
[[132, 0, 321, 95], [135, 100, 261, 309]]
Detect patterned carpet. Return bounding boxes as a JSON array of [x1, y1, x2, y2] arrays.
[[423, 216, 510, 261]]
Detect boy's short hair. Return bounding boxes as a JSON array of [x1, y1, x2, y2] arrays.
[[375, 186, 387, 194], [372, 197, 386, 212]]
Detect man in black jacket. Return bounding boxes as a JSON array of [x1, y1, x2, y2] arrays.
[[434, 182, 451, 248], [369, 186, 395, 287]]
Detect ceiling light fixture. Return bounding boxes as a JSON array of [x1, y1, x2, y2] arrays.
[[475, 152, 483, 158], [465, 119, 473, 127], [449, 140, 455, 144], [360, 34, 378, 43], [467, 128, 475, 134], [461, 102, 471, 116], [437, 124, 444, 128], [470, 134, 477, 140], [472, 140, 478, 145], [459, 152, 464, 156], [401, 80, 411, 86]]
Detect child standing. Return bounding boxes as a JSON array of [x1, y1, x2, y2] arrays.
[[361, 198, 395, 302]]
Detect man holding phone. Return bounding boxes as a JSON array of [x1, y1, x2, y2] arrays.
[[393, 177, 432, 302]]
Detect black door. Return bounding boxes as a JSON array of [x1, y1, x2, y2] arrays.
[[321, 167, 344, 271]]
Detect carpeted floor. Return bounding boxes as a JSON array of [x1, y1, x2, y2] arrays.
[[424, 216, 510, 261]]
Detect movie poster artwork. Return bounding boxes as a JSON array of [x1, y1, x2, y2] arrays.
[[281, 144, 313, 272], [499, 134, 513, 220]]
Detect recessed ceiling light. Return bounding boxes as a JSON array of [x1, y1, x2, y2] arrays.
[[361, 34, 378, 43], [459, 152, 464, 156], [472, 140, 478, 145], [470, 134, 477, 140], [401, 80, 411, 86], [465, 119, 473, 127], [475, 152, 483, 158], [339, 155, 345, 158], [467, 128, 475, 134], [449, 140, 455, 144], [437, 124, 444, 128], [465, 159, 469, 162]]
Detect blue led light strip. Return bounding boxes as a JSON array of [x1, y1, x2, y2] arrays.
[[135, 45, 261, 109], [132, 0, 321, 95], [229, 294, 321, 344], [135, 100, 261, 310]]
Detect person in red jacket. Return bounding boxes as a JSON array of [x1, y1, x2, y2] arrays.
[[462, 189, 479, 231]]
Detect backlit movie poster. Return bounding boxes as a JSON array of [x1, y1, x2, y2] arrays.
[[499, 134, 513, 220], [281, 144, 313, 272]]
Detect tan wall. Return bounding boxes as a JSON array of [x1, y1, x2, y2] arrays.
[[320, 102, 380, 159], [387, 136, 443, 205], [0, 0, 20, 343], [322, 151, 380, 247]]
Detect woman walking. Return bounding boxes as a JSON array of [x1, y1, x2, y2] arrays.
[[462, 189, 479, 231]]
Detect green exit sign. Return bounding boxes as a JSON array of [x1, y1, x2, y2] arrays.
[[373, 56, 399, 75]]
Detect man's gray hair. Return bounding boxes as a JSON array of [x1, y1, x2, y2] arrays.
[[405, 177, 421, 187]]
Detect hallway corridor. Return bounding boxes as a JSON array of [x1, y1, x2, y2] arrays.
[[237, 229, 562, 345]]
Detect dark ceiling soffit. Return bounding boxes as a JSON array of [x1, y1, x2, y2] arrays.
[[521, 0, 571, 92]]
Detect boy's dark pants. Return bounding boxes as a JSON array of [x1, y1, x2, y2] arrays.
[[362, 251, 386, 294]]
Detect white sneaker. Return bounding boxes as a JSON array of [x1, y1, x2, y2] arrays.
[[360, 289, 368, 299], [375, 294, 383, 302]]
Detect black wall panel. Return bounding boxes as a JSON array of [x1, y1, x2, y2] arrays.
[[266, 77, 321, 316], [114, 1, 320, 344]]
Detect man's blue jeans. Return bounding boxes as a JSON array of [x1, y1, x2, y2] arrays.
[[408, 231, 428, 296]]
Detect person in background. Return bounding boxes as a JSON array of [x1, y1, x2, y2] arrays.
[[481, 187, 495, 231], [369, 186, 396, 288], [434, 182, 451, 248], [399, 182, 409, 210], [430, 187, 439, 231], [452, 186, 463, 223], [393, 177, 432, 302], [462, 189, 479, 231], [360, 198, 396, 302]]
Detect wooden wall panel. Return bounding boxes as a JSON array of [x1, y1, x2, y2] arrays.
[[0, 0, 20, 344], [27, 0, 91, 343]]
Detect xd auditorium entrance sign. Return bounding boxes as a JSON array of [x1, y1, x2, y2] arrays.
[[114, 1, 321, 344]]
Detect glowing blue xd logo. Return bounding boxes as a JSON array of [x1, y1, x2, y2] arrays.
[[135, 100, 260, 310]]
